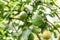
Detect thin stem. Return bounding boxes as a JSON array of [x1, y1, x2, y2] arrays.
[[52, 0, 60, 9], [55, 13, 60, 20], [12, 22, 18, 33], [36, 34, 41, 40], [47, 21, 60, 33]]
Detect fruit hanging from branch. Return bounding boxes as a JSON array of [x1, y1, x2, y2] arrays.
[[42, 30, 52, 39]]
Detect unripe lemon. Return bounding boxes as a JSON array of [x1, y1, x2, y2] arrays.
[[19, 11, 27, 20], [32, 28, 40, 34], [42, 30, 51, 39], [32, 14, 43, 26]]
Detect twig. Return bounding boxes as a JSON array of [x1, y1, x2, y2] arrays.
[[36, 34, 41, 40], [47, 21, 60, 33], [52, 0, 60, 20], [52, 0, 60, 9], [12, 22, 18, 33], [55, 13, 60, 20]]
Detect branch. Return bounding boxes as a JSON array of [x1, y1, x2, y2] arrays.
[[52, 0, 60, 9], [12, 22, 18, 33], [47, 21, 60, 33], [36, 34, 41, 40], [52, 0, 60, 20], [9, 16, 20, 20], [55, 13, 60, 20], [42, 4, 60, 33], [42, 2, 60, 20]]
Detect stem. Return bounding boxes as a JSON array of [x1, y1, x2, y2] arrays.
[[58, 36, 60, 40], [36, 34, 41, 40], [55, 13, 60, 20], [12, 22, 18, 33], [44, 38, 49, 40], [52, 0, 60, 9], [47, 21, 60, 33], [10, 16, 20, 20]]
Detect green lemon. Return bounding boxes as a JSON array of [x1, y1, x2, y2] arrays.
[[19, 11, 27, 20], [32, 28, 40, 34], [32, 14, 43, 26]]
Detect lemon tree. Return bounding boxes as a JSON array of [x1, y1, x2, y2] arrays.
[[0, 0, 60, 40]]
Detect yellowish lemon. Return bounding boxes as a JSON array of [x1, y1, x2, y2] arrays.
[[42, 30, 51, 39]]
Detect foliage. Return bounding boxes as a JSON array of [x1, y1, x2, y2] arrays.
[[0, 0, 60, 40]]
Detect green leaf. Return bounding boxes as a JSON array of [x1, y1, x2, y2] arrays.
[[0, 1, 4, 8], [49, 13, 55, 17]]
